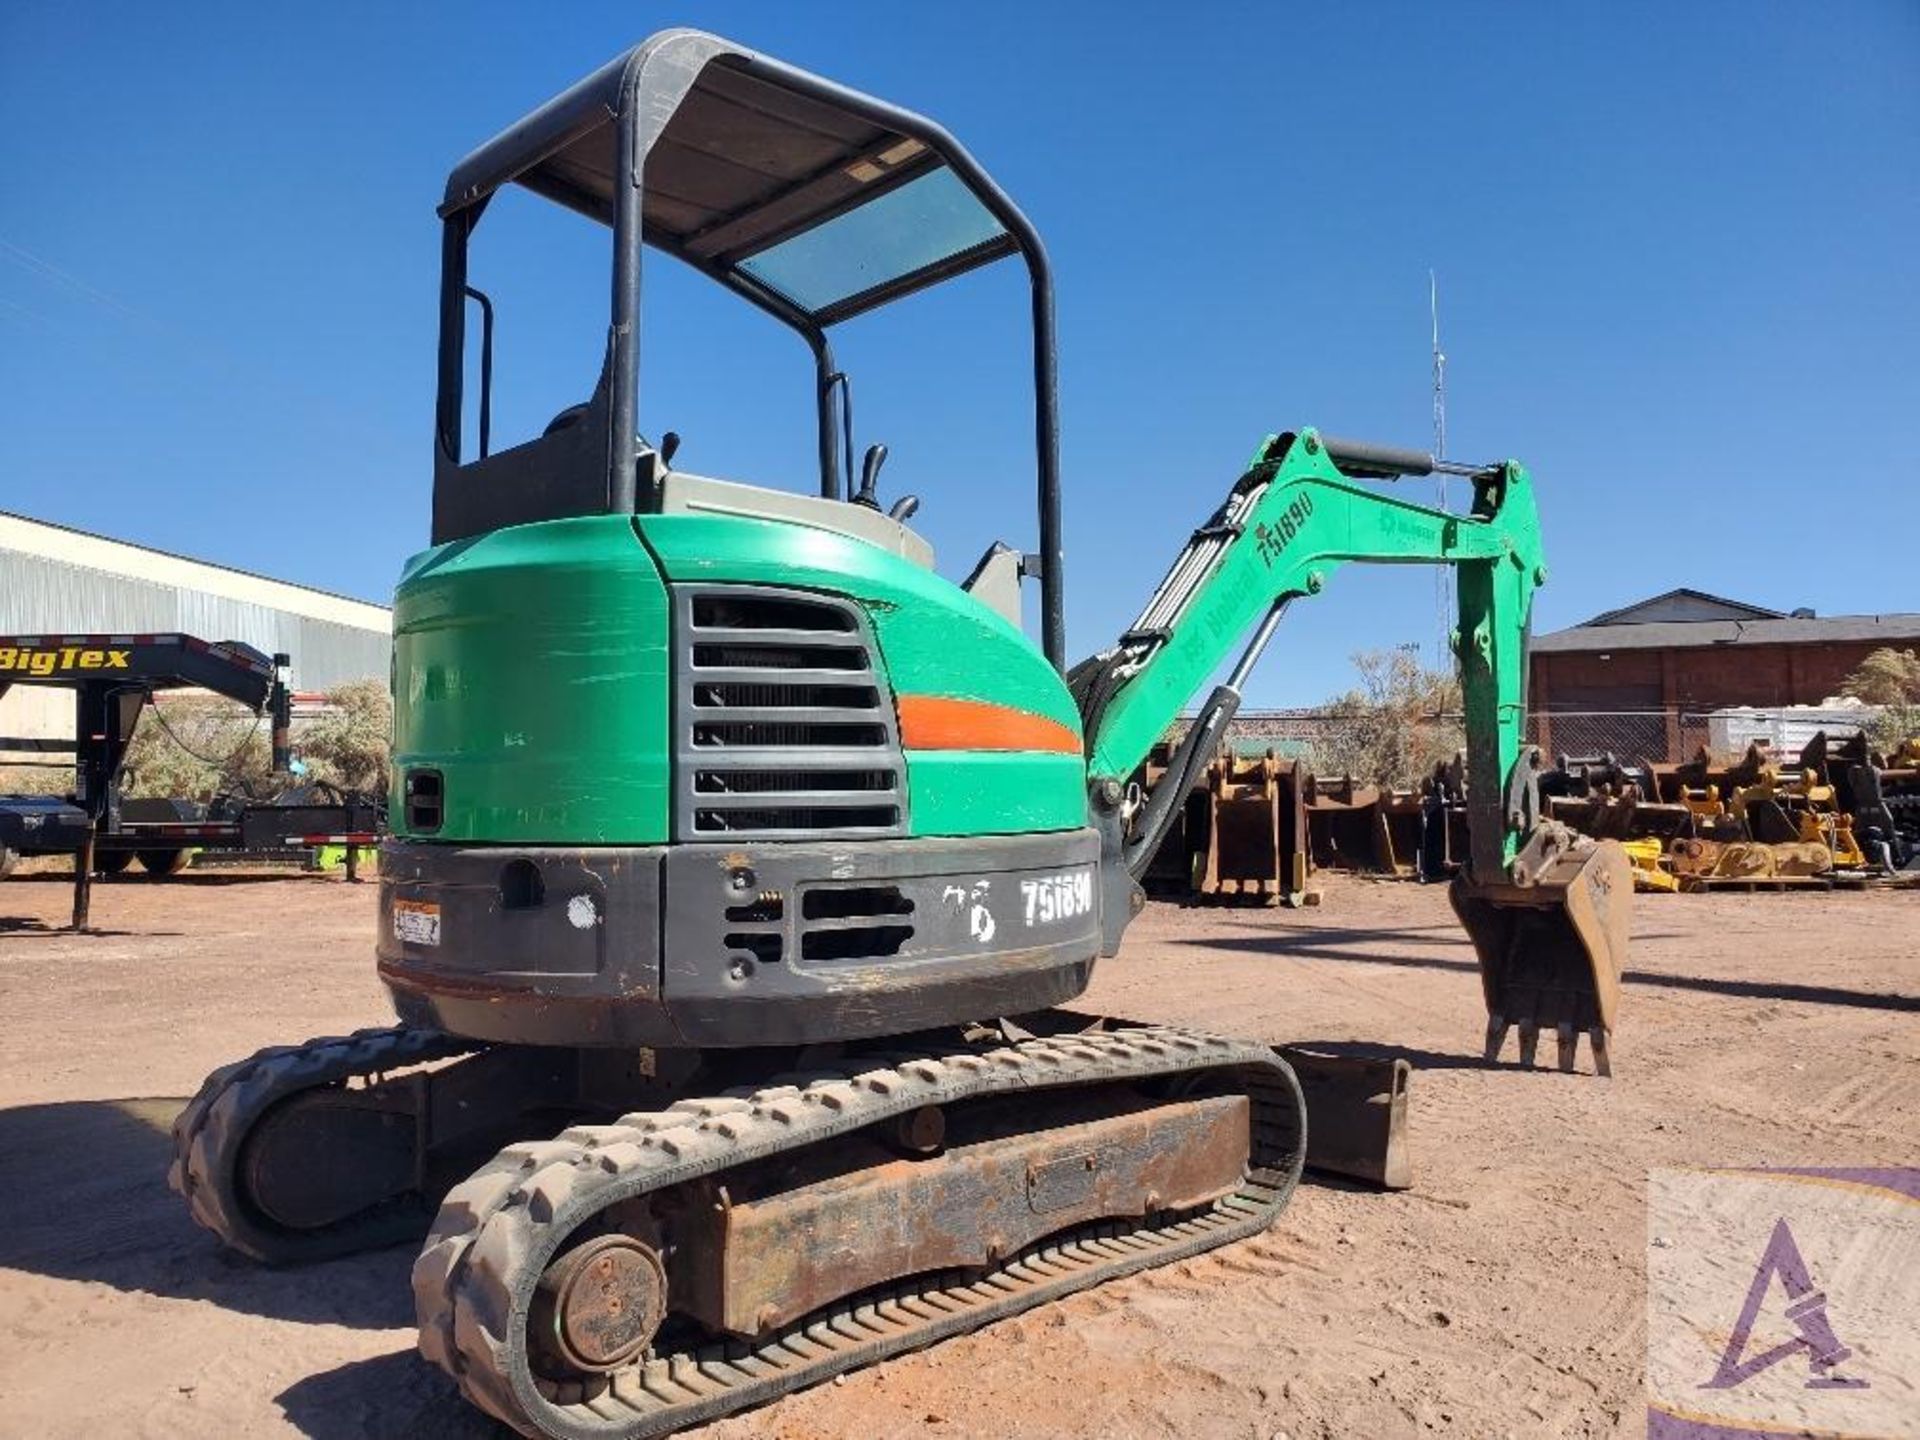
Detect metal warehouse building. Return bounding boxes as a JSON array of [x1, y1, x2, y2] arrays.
[[0, 510, 391, 741]]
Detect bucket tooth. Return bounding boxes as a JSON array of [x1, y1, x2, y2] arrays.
[[1588, 1026, 1612, 1079], [1482, 1014, 1509, 1064], [1516, 1022, 1540, 1069], [1555, 1022, 1576, 1073]]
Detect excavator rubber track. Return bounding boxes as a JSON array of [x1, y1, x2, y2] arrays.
[[415, 1025, 1305, 1440], [169, 1025, 482, 1263]]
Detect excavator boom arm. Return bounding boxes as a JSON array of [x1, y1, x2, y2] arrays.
[[1073, 426, 1629, 1076], [1077, 428, 1543, 881]]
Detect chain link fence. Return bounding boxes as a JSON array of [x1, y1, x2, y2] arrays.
[[1204, 705, 1888, 785], [1528, 705, 1882, 767]]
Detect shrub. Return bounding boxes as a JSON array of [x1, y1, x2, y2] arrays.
[[111, 676, 392, 801], [1310, 648, 1465, 789], [0, 764, 69, 797], [122, 697, 272, 800], [1838, 647, 1920, 757], [299, 679, 393, 797]]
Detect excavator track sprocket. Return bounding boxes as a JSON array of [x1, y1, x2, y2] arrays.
[[415, 1024, 1305, 1439]]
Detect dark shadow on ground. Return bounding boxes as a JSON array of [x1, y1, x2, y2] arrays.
[[4, 871, 342, 888], [1175, 931, 1920, 1013], [0, 917, 181, 938], [1282, 1037, 1500, 1074], [276, 1349, 506, 1440], [1626, 970, 1920, 1013], [0, 1098, 417, 1328], [1171, 930, 1471, 970], [1196, 920, 1469, 947], [1297, 1169, 1396, 1194]]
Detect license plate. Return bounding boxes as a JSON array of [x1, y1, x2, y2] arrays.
[[392, 898, 441, 947]]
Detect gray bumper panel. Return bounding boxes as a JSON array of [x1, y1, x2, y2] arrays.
[[377, 830, 1102, 1049]]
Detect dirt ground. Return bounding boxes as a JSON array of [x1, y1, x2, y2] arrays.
[[0, 867, 1914, 1440]]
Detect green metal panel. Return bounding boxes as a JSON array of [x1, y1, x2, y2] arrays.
[[641, 515, 1086, 837], [904, 752, 1088, 836], [390, 516, 671, 842]]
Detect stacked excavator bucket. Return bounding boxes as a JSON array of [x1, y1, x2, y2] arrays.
[[1138, 744, 1457, 905], [1199, 751, 1311, 904], [1540, 753, 1692, 844], [1137, 743, 1313, 906], [1301, 767, 1468, 881], [1539, 735, 1920, 888], [1141, 743, 1479, 902], [1138, 741, 1213, 898], [1301, 774, 1393, 872]]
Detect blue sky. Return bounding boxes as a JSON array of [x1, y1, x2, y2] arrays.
[[2, 2, 1915, 706]]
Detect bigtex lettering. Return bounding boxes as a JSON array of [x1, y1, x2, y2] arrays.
[[0, 646, 132, 676]]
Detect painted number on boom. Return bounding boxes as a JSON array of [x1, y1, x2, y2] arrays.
[[1254, 492, 1314, 567], [1021, 871, 1094, 927]]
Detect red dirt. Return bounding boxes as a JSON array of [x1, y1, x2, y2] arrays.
[[1, 868, 1914, 1438]]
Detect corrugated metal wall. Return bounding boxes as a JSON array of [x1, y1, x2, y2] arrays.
[[0, 550, 390, 691]]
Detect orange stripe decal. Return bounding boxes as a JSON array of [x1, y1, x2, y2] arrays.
[[896, 695, 1083, 755]]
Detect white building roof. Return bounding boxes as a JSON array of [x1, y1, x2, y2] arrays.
[[0, 510, 389, 634]]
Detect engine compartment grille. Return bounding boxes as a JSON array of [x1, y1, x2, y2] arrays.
[[675, 587, 907, 840]]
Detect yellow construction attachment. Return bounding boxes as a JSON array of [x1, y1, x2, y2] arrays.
[[1621, 837, 1677, 892], [1450, 822, 1632, 1076], [1797, 810, 1867, 868], [1671, 837, 1833, 887], [1680, 782, 1726, 822]]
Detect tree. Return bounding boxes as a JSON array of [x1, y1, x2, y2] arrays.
[[1311, 648, 1465, 789], [1838, 647, 1920, 757]]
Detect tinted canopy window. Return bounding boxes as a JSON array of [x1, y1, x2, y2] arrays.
[[442, 41, 1028, 325], [736, 167, 1009, 317]]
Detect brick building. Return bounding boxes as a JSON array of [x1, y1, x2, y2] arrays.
[[1529, 589, 1920, 761]]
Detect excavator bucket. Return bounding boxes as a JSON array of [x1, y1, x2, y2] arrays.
[[1199, 752, 1310, 905], [1448, 831, 1632, 1076]]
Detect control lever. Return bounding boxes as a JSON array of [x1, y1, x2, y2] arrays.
[[851, 443, 888, 510], [888, 495, 920, 522], [659, 431, 681, 469]]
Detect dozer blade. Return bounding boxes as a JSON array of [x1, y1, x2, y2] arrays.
[[1449, 830, 1631, 1077], [1277, 1046, 1412, 1189]]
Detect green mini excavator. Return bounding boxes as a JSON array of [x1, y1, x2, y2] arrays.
[[171, 30, 1629, 1439]]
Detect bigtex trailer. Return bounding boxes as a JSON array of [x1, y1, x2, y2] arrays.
[[0, 633, 381, 925]]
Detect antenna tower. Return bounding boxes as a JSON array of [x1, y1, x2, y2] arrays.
[[1431, 270, 1451, 672]]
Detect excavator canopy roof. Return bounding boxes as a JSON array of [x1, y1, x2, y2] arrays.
[[441, 29, 1027, 326]]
